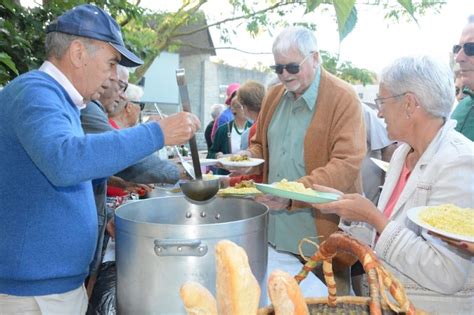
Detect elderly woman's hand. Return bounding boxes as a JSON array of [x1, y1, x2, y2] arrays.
[[255, 194, 290, 211], [312, 191, 388, 234], [429, 231, 474, 255]]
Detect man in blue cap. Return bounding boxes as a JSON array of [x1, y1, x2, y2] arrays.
[[0, 4, 200, 313]]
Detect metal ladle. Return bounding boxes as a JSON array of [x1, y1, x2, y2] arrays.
[[176, 69, 219, 202]]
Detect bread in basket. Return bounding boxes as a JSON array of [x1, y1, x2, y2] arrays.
[[179, 233, 427, 315]]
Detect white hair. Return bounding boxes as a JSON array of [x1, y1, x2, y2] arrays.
[[117, 65, 129, 82], [272, 26, 319, 58], [379, 55, 455, 118], [45, 32, 98, 59], [125, 84, 144, 102], [210, 103, 226, 119]]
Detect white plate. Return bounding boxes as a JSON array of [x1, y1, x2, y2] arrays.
[[407, 206, 474, 242], [217, 157, 265, 167], [203, 174, 229, 178], [370, 157, 389, 172]]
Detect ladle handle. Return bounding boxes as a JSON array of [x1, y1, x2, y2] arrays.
[[176, 69, 202, 179]]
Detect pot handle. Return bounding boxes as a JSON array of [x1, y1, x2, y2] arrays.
[[154, 239, 208, 257]]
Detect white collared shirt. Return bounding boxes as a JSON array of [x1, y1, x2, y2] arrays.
[[39, 61, 85, 109]]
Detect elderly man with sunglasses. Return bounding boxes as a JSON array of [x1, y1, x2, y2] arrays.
[[237, 26, 366, 294], [451, 15, 474, 141]]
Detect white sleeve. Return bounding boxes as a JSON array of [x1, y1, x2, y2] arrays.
[[375, 153, 474, 294]]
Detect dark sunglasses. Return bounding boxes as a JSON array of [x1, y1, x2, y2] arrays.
[[270, 52, 315, 75], [270, 63, 301, 75], [453, 42, 474, 56]]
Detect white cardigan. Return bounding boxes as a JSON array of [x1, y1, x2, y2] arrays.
[[341, 120, 474, 314]]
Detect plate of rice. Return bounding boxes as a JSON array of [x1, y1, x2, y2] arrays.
[[256, 179, 340, 204], [218, 180, 262, 197], [217, 155, 264, 167], [407, 204, 474, 242]]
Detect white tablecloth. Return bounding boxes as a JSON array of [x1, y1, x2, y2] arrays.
[[267, 246, 327, 298]]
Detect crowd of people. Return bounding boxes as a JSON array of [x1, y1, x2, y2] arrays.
[[0, 3, 472, 315]]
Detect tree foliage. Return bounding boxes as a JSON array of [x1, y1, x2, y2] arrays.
[[320, 51, 376, 85], [0, 0, 444, 85]]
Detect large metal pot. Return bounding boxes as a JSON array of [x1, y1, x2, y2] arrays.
[[115, 196, 268, 314]]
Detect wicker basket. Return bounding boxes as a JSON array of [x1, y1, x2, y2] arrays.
[[259, 232, 427, 315]]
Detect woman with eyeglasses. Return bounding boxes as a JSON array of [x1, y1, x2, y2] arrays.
[[312, 55, 474, 314]]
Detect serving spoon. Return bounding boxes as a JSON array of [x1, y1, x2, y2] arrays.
[[175, 69, 219, 202]]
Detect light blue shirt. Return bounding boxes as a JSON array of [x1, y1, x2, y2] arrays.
[[267, 67, 322, 256]]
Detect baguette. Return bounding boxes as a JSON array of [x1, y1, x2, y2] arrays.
[[267, 269, 309, 315], [179, 281, 218, 315], [215, 240, 261, 315]]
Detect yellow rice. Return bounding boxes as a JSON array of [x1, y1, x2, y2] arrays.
[[419, 204, 474, 237], [274, 179, 317, 196], [202, 173, 217, 180], [218, 187, 260, 195]]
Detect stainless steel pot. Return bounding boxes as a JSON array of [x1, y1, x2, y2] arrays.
[[115, 196, 268, 314]]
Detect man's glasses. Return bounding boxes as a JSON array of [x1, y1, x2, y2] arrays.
[[130, 101, 145, 111], [270, 51, 315, 75], [374, 93, 407, 110], [118, 80, 128, 92], [453, 42, 474, 56]]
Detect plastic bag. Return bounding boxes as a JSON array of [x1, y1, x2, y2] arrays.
[[87, 262, 116, 315]]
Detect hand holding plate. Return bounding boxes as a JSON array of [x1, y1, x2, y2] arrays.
[[255, 194, 290, 211], [428, 231, 474, 255]]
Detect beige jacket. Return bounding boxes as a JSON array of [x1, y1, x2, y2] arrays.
[[248, 68, 366, 248]]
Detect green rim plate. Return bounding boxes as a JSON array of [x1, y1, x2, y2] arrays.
[[256, 183, 340, 204]]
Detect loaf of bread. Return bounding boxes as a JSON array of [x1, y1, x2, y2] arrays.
[[267, 269, 309, 315], [215, 240, 261, 315], [179, 281, 218, 315]]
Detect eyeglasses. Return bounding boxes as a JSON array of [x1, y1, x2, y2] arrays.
[[118, 80, 128, 92], [127, 101, 145, 111], [129, 101, 145, 111], [453, 42, 474, 56], [270, 51, 315, 75], [374, 93, 407, 110]]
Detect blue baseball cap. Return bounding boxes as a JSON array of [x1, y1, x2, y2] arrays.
[[47, 4, 143, 67]]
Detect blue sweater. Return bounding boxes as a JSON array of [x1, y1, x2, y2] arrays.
[[0, 71, 164, 296]]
